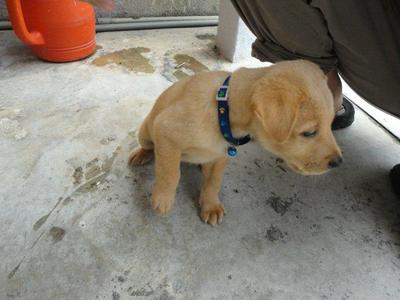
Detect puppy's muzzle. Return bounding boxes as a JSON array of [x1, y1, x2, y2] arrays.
[[328, 156, 343, 169]]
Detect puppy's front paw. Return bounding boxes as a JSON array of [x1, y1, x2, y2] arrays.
[[200, 201, 225, 226], [151, 194, 174, 216]]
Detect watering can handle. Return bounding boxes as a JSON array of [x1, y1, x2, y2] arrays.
[[6, 0, 45, 45]]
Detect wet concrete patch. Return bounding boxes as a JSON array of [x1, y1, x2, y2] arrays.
[[173, 54, 209, 79], [172, 69, 188, 80], [0, 107, 26, 140], [72, 147, 120, 195], [85, 158, 102, 181], [102, 148, 119, 173], [73, 167, 83, 185], [33, 214, 50, 231], [196, 34, 216, 41], [0, 118, 27, 140], [0, 107, 22, 119], [100, 135, 116, 145], [32, 197, 64, 231], [74, 173, 109, 195], [92, 47, 154, 73], [49, 226, 65, 243], [62, 197, 73, 206], [7, 260, 22, 279]]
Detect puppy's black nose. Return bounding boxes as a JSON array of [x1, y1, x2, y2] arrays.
[[328, 156, 343, 168]]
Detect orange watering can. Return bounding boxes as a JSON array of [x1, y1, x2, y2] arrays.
[[6, 0, 96, 62]]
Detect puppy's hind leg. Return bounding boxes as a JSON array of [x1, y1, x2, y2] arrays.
[[129, 147, 153, 166], [129, 121, 154, 166]]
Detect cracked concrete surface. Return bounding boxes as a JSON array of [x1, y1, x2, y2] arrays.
[[1, 27, 400, 300]]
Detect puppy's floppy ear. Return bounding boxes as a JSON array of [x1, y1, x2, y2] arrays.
[[251, 76, 305, 143]]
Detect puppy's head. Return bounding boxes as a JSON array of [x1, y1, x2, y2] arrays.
[[251, 61, 342, 175]]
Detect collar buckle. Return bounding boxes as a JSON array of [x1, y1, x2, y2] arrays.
[[216, 85, 229, 101]]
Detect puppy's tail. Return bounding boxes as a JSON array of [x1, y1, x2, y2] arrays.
[[128, 147, 154, 166]]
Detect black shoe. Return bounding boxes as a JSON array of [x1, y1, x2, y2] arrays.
[[390, 164, 400, 195], [332, 96, 355, 130]]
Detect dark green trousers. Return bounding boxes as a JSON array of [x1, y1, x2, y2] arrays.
[[231, 0, 400, 117]]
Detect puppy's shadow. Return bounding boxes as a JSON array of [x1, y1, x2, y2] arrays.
[[179, 163, 203, 211], [127, 162, 155, 219], [127, 161, 202, 219]]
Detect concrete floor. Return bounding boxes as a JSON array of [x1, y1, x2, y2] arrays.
[[1, 27, 400, 300]]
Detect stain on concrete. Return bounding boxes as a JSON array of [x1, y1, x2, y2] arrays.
[[196, 34, 216, 41], [85, 163, 102, 181], [49, 226, 65, 243], [158, 290, 175, 300], [92, 47, 154, 73], [112, 291, 120, 300], [128, 285, 154, 297], [72, 147, 120, 195], [310, 224, 321, 236], [0, 107, 22, 119], [172, 69, 188, 80], [240, 234, 263, 256], [276, 165, 287, 173], [33, 214, 50, 231], [86, 158, 99, 168], [7, 259, 23, 279], [62, 197, 73, 206], [288, 193, 301, 206], [0, 107, 26, 140], [351, 204, 362, 212], [0, 117, 27, 140], [74, 173, 108, 194], [173, 54, 209, 79], [254, 158, 264, 168], [100, 135, 116, 145], [267, 195, 293, 216], [33, 197, 64, 230], [96, 44, 103, 50], [102, 147, 120, 173], [73, 167, 83, 185], [266, 225, 284, 242]]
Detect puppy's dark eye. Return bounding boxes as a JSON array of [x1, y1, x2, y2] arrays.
[[301, 131, 317, 138]]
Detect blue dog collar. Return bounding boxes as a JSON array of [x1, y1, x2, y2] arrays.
[[216, 75, 251, 156]]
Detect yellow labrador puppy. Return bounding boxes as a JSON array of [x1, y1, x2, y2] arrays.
[[129, 60, 342, 225]]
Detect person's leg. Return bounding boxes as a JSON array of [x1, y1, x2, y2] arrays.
[[310, 0, 400, 118], [327, 69, 356, 130], [327, 69, 342, 112], [230, 0, 338, 71], [310, 0, 400, 194], [390, 165, 400, 195], [230, 0, 355, 128]]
